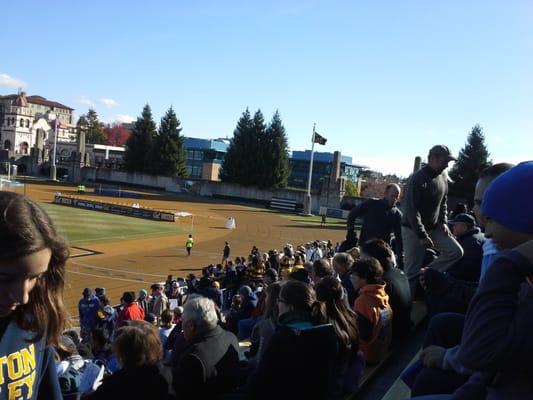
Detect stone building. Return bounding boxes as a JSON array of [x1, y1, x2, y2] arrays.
[[0, 91, 76, 158]]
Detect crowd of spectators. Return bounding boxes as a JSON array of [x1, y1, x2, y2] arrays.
[[68, 159, 533, 400], [2, 150, 531, 400], [68, 234, 417, 398]]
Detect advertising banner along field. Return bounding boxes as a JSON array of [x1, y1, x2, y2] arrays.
[[53, 194, 176, 222]]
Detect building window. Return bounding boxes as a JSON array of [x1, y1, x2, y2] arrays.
[[26, 119, 30, 128], [19, 119, 24, 127], [4, 140, 11, 150]]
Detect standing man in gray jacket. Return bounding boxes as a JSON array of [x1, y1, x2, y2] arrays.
[[402, 145, 463, 296]]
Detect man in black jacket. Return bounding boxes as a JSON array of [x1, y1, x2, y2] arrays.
[[346, 183, 403, 260], [401, 145, 464, 296], [172, 296, 240, 398]]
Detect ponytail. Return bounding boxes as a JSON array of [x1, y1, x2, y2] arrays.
[[310, 300, 327, 325]]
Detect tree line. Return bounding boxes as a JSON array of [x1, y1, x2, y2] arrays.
[[220, 109, 291, 188], [75, 106, 491, 199], [123, 105, 187, 176]]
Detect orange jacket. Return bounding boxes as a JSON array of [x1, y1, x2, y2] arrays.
[[354, 283, 393, 364]]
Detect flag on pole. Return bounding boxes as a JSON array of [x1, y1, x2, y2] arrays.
[[313, 131, 327, 145]]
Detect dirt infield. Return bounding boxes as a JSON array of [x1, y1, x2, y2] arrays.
[[15, 182, 347, 320]]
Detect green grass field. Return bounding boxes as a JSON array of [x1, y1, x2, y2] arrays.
[[40, 203, 188, 245]]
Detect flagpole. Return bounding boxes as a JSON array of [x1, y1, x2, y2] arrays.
[[304, 123, 316, 215]]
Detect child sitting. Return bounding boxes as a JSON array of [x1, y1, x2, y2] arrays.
[[351, 257, 393, 364]]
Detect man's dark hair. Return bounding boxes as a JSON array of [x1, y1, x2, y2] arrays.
[[351, 257, 384, 284], [123, 291, 135, 304], [312, 259, 334, 279], [361, 239, 394, 272], [479, 163, 514, 179]]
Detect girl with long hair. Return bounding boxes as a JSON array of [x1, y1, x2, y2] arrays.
[[249, 280, 338, 399], [0, 191, 70, 399]]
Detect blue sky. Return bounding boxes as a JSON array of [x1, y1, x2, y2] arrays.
[[1, 0, 531, 176]]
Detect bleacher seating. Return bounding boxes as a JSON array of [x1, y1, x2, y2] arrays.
[[270, 197, 297, 212]]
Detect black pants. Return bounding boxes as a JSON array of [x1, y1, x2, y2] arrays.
[[186, 247, 191, 256]]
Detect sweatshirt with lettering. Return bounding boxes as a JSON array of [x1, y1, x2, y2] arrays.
[[0, 317, 61, 399]]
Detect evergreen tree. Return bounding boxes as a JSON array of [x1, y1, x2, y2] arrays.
[[124, 104, 157, 173], [251, 109, 267, 185], [84, 109, 106, 144], [220, 109, 253, 184], [263, 111, 290, 188], [221, 108, 291, 188], [449, 124, 492, 204], [147, 107, 188, 176]]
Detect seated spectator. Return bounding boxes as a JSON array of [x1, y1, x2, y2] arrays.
[[279, 244, 295, 280], [84, 320, 170, 399], [145, 312, 158, 326], [247, 253, 266, 281], [248, 280, 338, 400], [164, 274, 175, 296], [252, 282, 282, 364], [238, 285, 258, 318], [263, 268, 278, 285], [267, 249, 280, 272], [115, 291, 144, 329], [293, 253, 305, 268], [167, 281, 182, 302], [56, 335, 86, 397], [309, 240, 323, 262], [333, 252, 357, 306], [225, 294, 243, 334], [315, 277, 363, 397], [159, 309, 175, 349], [288, 265, 311, 283], [311, 258, 335, 285], [164, 307, 184, 363], [150, 283, 170, 324], [453, 161, 533, 399], [235, 285, 259, 339], [361, 239, 412, 346], [64, 329, 93, 359], [172, 306, 184, 326], [137, 289, 150, 316], [447, 213, 485, 282], [96, 295, 117, 340], [423, 213, 486, 316], [197, 276, 223, 308], [351, 258, 393, 364], [172, 296, 240, 398], [90, 328, 113, 370]]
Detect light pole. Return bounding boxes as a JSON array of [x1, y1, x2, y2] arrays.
[[49, 113, 59, 180]]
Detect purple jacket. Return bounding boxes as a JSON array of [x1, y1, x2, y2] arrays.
[[456, 250, 533, 400]]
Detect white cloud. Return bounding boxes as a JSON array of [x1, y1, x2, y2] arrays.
[[114, 114, 135, 123], [75, 96, 94, 106], [75, 97, 118, 108], [0, 73, 27, 88], [98, 98, 118, 108]]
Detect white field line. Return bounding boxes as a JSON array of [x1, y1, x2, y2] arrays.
[[70, 261, 167, 278], [68, 230, 181, 244], [67, 270, 151, 283]]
